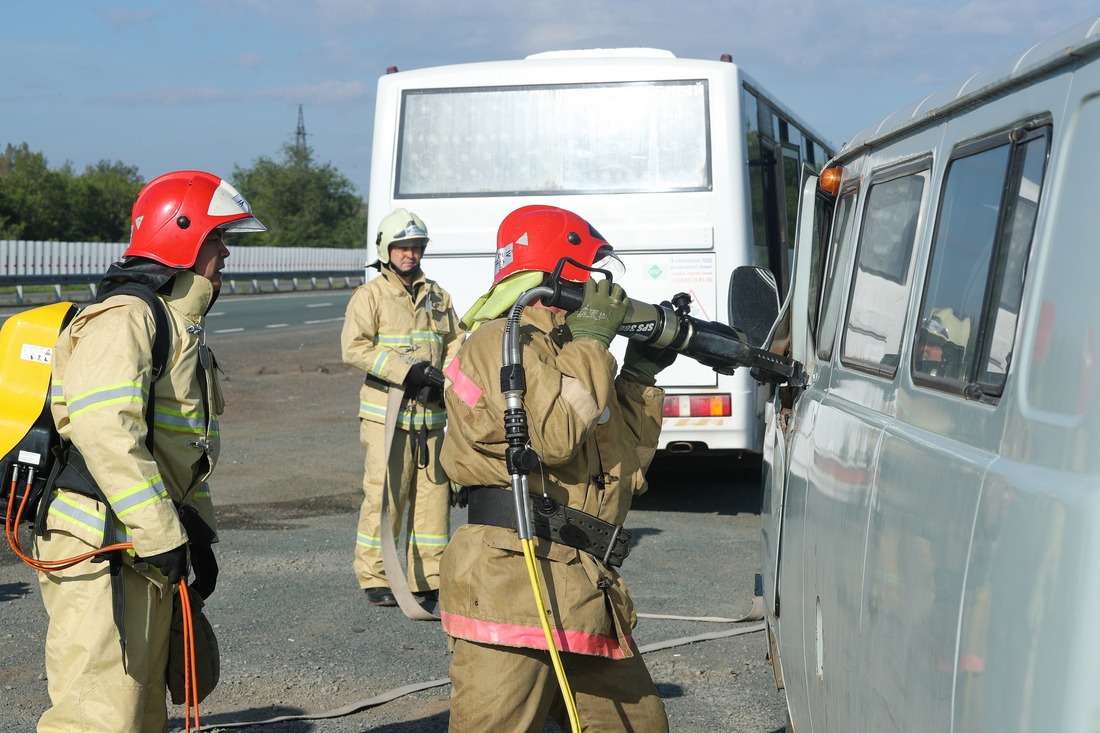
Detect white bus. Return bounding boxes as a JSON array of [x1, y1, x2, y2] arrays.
[[366, 48, 833, 457], [756, 13, 1100, 732]]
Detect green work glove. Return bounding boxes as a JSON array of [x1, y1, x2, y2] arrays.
[[622, 340, 678, 385], [565, 278, 628, 348]]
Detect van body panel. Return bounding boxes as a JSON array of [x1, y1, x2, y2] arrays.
[[762, 14, 1100, 732]]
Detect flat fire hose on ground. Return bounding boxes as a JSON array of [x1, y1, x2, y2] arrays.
[[193, 607, 765, 730], [378, 386, 438, 621]]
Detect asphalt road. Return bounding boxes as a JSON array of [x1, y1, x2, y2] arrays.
[[0, 300, 788, 732]]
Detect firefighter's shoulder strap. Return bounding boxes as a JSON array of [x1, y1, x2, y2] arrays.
[[0, 284, 171, 528], [51, 282, 172, 507], [98, 282, 172, 379]]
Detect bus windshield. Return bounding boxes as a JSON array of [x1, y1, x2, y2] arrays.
[[395, 80, 712, 197]]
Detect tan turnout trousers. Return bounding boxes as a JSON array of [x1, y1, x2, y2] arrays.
[[354, 418, 450, 591], [449, 637, 669, 732], [36, 531, 173, 733]]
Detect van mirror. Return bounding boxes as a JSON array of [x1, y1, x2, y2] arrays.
[[728, 266, 780, 348]]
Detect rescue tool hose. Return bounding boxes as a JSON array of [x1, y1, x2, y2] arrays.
[[6, 468, 202, 732], [501, 286, 582, 733]]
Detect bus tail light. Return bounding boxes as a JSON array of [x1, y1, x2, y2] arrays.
[[662, 394, 731, 417]]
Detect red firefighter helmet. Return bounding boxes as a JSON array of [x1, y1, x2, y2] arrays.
[[124, 170, 266, 268], [493, 205, 621, 286]]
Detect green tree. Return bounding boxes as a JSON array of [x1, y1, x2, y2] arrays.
[[0, 143, 70, 240], [0, 144, 142, 242], [69, 161, 144, 242], [232, 143, 367, 248]]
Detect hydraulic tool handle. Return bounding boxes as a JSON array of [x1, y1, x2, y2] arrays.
[[542, 283, 683, 349]]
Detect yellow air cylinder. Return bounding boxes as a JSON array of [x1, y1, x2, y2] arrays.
[[0, 302, 75, 462]]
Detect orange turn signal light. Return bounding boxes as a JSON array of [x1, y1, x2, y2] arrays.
[[819, 166, 843, 196]]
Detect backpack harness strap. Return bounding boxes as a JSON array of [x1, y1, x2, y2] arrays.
[[38, 283, 172, 662]]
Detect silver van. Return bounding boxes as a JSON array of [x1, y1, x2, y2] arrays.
[[758, 14, 1100, 733]]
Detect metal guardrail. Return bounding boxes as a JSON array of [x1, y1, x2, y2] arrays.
[[0, 240, 366, 305]]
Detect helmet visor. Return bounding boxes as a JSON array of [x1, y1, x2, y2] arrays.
[[220, 216, 267, 233], [211, 180, 267, 232], [592, 247, 625, 280]]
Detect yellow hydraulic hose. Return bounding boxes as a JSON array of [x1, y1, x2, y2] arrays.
[[520, 536, 582, 733]]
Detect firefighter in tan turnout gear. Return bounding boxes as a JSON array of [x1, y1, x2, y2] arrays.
[[439, 205, 674, 732], [35, 170, 265, 732], [341, 209, 464, 608]]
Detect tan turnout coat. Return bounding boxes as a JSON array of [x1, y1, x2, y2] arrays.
[[439, 307, 664, 659], [341, 266, 463, 430], [46, 271, 222, 566]]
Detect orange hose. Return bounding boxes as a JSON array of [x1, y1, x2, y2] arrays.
[[179, 579, 201, 731], [6, 474, 134, 570]]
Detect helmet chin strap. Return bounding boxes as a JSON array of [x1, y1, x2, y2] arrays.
[[388, 261, 422, 280]]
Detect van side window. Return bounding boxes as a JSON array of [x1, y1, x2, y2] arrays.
[[915, 125, 1050, 397], [841, 167, 928, 376], [816, 187, 857, 360]]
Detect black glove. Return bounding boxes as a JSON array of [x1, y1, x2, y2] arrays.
[[178, 504, 217, 545], [138, 545, 189, 585], [189, 544, 219, 600], [405, 361, 445, 388], [450, 484, 469, 509], [622, 340, 678, 385]]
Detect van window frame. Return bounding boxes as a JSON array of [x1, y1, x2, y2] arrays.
[[912, 119, 1051, 400], [839, 157, 931, 379], [815, 181, 859, 361]]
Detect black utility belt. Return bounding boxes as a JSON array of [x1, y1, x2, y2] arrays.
[[466, 486, 631, 568], [365, 373, 432, 398], [364, 374, 400, 393]]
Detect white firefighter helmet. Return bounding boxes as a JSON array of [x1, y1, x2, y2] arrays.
[[375, 208, 429, 265]]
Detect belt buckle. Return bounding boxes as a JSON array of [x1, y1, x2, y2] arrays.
[[601, 523, 624, 566]]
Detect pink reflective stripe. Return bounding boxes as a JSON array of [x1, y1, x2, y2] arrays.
[[444, 357, 483, 408], [958, 654, 985, 673], [441, 610, 628, 660]]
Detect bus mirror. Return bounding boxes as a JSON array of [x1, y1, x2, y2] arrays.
[[728, 266, 779, 348]]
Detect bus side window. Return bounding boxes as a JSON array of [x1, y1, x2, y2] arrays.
[[914, 124, 1050, 396], [841, 166, 928, 377], [816, 187, 857, 359]]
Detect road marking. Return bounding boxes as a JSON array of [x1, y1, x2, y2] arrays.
[[304, 317, 345, 325], [208, 311, 224, 317], [214, 327, 245, 334], [266, 323, 289, 329], [306, 302, 332, 308]]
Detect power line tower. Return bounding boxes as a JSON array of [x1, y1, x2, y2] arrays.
[[295, 104, 307, 150]]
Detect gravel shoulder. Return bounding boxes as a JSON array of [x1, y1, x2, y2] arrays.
[[0, 308, 787, 732]]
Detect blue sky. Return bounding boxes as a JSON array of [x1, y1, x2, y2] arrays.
[[3, 1, 1096, 198]]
